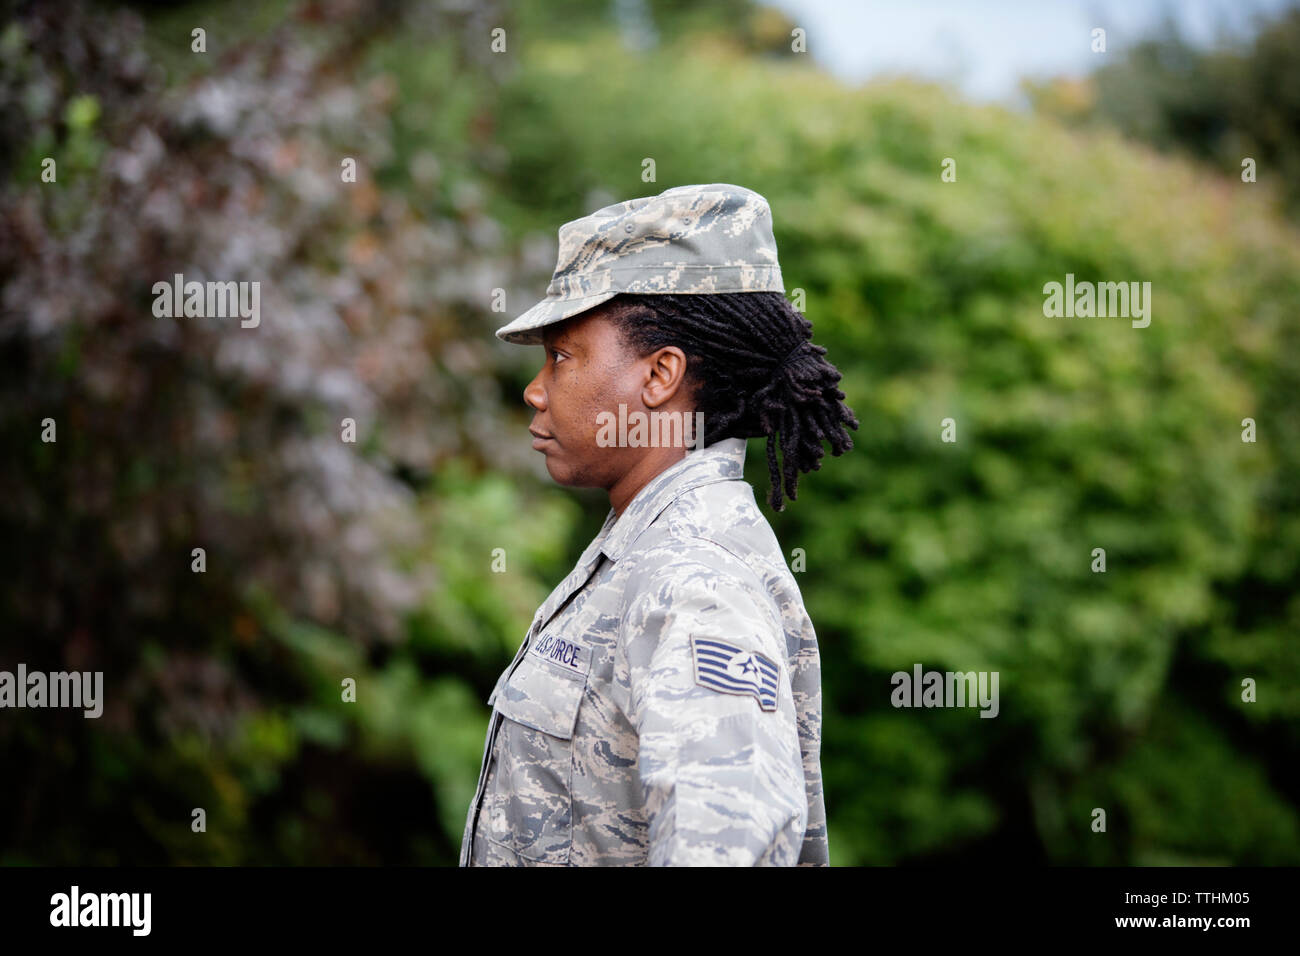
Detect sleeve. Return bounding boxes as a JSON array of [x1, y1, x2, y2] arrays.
[[618, 541, 808, 866]]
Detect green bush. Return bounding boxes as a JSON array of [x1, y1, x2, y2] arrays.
[[431, 30, 1299, 864], [5, 0, 1296, 865]]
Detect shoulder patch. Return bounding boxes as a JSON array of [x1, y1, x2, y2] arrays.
[[689, 636, 779, 712]]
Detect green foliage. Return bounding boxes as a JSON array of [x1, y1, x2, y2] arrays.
[[3, 0, 1297, 866], [445, 29, 1296, 864], [0, 0, 555, 865], [1027, 7, 1300, 219]]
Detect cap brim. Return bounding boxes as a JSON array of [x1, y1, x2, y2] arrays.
[[494, 290, 623, 345]]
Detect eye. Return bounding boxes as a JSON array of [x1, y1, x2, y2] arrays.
[[550, 349, 566, 365]]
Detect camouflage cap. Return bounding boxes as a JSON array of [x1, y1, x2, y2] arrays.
[[494, 183, 785, 345]]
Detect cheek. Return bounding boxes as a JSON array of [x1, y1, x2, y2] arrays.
[[558, 370, 623, 435]]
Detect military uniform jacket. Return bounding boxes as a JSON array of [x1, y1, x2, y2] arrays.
[[459, 437, 829, 866]]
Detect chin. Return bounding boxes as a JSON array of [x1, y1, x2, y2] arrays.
[[543, 457, 575, 485], [544, 457, 598, 489]]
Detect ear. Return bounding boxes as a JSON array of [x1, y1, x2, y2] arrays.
[[641, 346, 690, 409]]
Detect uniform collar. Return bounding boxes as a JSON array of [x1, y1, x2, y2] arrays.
[[596, 437, 748, 564]]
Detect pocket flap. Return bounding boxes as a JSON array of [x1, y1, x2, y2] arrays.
[[494, 658, 585, 740]]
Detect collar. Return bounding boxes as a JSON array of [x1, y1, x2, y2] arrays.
[[594, 437, 748, 564]]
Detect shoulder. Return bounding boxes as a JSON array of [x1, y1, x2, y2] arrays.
[[622, 532, 752, 599], [621, 481, 761, 593], [617, 498, 783, 641], [627, 477, 793, 591]]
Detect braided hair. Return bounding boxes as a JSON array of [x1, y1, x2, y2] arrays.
[[605, 291, 859, 512]]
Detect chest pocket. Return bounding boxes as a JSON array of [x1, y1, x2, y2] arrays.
[[483, 651, 587, 865]]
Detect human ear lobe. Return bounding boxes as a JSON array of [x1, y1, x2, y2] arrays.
[[643, 348, 688, 408]]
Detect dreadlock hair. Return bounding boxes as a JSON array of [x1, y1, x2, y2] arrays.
[[605, 291, 859, 512]]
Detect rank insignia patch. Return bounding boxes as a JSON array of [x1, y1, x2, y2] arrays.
[[689, 636, 779, 712]]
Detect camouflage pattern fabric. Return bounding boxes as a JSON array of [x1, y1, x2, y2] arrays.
[[459, 437, 829, 866], [494, 183, 786, 345]]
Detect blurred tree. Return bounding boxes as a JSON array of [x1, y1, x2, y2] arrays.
[[0, 0, 562, 864], [2, 0, 1298, 867], [444, 24, 1300, 864], [1025, 7, 1300, 219]]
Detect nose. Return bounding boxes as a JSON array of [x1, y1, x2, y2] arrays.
[[524, 365, 546, 412]]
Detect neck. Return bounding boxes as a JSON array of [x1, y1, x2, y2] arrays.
[[609, 445, 688, 517]]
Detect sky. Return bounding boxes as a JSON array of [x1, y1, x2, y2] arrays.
[[761, 0, 1298, 103]]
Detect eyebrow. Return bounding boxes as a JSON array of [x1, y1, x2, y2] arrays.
[[550, 332, 582, 354]]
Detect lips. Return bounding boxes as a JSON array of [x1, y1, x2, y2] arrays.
[[529, 427, 554, 451]]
